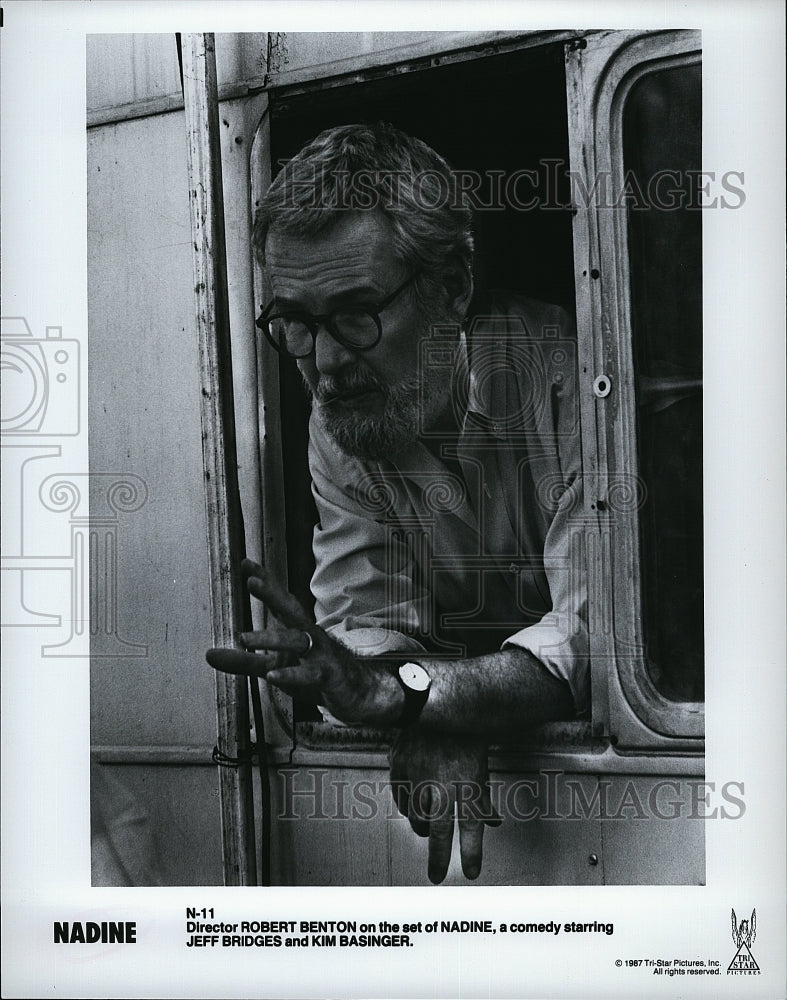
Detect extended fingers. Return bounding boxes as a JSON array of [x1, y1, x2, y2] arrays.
[[455, 780, 502, 827], [241, 557, 265, 581], [266, 662, 323, 696], [247, 573, 310, 628], [240, 559, 312, 630], [421, 780, 455, 884], [427, 811, 455, 885], [457, 817, 485, 880], [240, 626, 312, 656], [389, 749, 411, 821], [206, 647, 278, 679], [407, 784, 431, 839], [456, 785, 500, 880]]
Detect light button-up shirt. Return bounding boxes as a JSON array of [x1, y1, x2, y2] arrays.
[[308, 292, 590, 717]]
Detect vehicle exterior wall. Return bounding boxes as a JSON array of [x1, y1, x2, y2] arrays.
[[88, 31, 704, 887]]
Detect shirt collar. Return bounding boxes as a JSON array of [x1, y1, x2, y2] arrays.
[[458, 325, 509, 441]]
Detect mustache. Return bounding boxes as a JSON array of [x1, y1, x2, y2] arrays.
[[314, 366, 386, 405]]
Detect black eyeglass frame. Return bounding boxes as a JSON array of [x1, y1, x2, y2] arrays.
[[255, 272, 419, 359]]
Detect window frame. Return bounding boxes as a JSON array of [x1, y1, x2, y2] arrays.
[[566, 29, 704, 750], [249, 28, 706, 760]]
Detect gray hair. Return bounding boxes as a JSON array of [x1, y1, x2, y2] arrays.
[[252, 122, 474, 318]]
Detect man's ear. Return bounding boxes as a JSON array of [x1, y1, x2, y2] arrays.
[[440, 256, 474, 320]]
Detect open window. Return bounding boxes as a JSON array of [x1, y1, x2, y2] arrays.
[[251, 29, 705, 757], [251, 36, 582, 753]]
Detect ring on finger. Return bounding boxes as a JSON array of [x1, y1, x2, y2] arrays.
[[300, 630, 314, 655]]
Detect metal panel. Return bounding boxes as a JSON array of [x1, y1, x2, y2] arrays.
[[91, 763, 223, 886], [88, 113, 218, 748], [600, 777, 705, 885], [266, 766, 679, 886], [86, 31, 585, 127], [266, 765, 703, 885], [88, 63, 278, 886], [86, 32, 267, 116], [268, 30, 579, 94]]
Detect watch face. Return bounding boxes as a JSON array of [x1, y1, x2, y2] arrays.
[[399, 661, 430, 692]]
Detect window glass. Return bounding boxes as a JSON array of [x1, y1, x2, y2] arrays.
[[623, 63, 703, 701]]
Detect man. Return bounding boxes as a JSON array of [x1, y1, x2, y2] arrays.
[[208, 122, 588, 884]]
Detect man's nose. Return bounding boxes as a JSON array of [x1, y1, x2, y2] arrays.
[[313, 324, 356, 375]]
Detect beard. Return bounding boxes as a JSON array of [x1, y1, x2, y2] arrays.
[[309, 361, 453, 462]]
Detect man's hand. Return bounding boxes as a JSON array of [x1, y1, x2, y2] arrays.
[[389, 729, 501, 884], [205, 559, 403, 726]]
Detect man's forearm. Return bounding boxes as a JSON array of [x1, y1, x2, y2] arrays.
[[365, 647, 575, 738], [212, 563, 576, 737]]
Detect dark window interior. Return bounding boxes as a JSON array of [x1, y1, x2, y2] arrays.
[[264, 43, 575, 651], [623, 62, 704, 702]]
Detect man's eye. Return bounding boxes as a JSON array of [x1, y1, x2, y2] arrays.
[[335, 303, 372, 314], [333, 310, 379, 345], [336, 306, 370, 317], [334, 308, 373, 322]]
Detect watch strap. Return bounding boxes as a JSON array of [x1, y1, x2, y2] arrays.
[[393, 662, 431, 727]]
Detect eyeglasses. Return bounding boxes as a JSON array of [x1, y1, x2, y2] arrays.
[[255, 272, 418, 359]]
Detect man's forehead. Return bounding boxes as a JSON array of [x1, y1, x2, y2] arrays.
[[265, 210, 400, 279]]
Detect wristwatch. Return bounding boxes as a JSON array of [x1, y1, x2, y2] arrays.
[[393, 661, 432, 727]]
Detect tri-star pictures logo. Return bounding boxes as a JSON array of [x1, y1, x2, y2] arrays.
[[727, 908, 760, 975]]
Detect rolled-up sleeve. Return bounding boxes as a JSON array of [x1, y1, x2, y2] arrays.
[[501, 471, 590, 716], [495, 295, 590, 716]]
